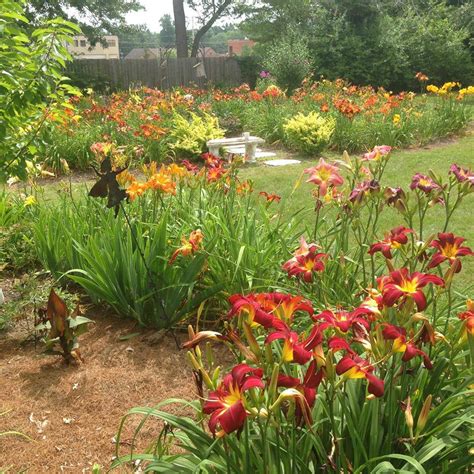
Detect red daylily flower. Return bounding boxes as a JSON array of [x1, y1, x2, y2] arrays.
[[181, 160, 199, 174], [427, 233, 473, 273], [314, 308, 371, 333], [169, 230, 203, 264], [283, 238, 327, 282], [304, 158, 344, 196], [203, 364, 264, 437], [207, 165, 226, 182], [260, 292, 314, 324], [266, 321, 323, 365], [379, 268, 444, 311], [276, 360, 324, 425], [202, 152, 223, 168], [382, 324, 432, 368], [328, 336, 355, 354], [228, 294, 275, 328], [369, 226, 413, 259], [336, 354, 384, 397], [410, 173, 441, 194]]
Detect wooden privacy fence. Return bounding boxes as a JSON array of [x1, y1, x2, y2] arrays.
[[67, 57, 242, 90]]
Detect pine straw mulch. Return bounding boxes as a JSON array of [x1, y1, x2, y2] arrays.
[[0, 304, 200, 473]]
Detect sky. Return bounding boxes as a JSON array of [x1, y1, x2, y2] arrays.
[[126, 0, 194, 32]]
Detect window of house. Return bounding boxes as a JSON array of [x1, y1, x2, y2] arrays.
[[107, 40, 116, 47], [74, 40, 79, 47], [80, 40, 87, 47]]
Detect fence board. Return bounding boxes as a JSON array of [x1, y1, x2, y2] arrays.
[[68, 57, 242, 90]]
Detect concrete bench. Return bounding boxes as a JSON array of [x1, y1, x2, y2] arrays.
[[207, 133, 265, 163]]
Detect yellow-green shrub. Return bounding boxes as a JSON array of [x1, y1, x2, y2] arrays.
[[283, 112, 335, 154], [169, 112, 225, 157]]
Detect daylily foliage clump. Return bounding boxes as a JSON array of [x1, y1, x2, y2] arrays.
[[115, 147, 473, 472]]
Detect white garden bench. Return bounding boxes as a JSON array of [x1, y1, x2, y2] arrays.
[[207, 133, 265, 163]]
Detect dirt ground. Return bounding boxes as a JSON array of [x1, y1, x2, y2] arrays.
[[0, 302, 199, 473]]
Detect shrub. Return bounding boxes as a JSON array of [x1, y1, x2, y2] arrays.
[[283, 111, 335, 155], [262, 31, 313, 93], [168, 112, 225, 158], [0, 0, 80, 181]]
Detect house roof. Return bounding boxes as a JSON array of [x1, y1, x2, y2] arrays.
[[124, 48, 165, 60]]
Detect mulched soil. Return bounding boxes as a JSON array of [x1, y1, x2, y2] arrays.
[[0, 301, 200, 473]]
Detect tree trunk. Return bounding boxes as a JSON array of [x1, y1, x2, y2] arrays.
[[190, 0, 233, 57], [173, 0, 188, 58]]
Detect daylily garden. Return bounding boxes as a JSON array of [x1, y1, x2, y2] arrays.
[[1, 5, 474, 471]]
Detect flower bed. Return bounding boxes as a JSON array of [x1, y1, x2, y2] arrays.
[[40, 79, 473, 173]]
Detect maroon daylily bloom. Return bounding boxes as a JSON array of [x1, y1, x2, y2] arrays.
[[410, 173, 441, 194], [384, 186, 407, 212], [314, 308, 371, 333], [203, 364, 264, 437], [379, 268, 444, 311], [349, 179, 380, 204], [427, 232, 473, 273], [450, 164, 474, 187], [369, 226, 413, 259], [382, 324, 432, 369], [336, 354, 385, 397], [328, 336, 355, 354]]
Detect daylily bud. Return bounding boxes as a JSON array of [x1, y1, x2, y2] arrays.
[[211, 366, 221, 387], [268, 363, 280, 401], [404, 396, 414, 439], [187, 325, 195, 340], [443, 262, 457, 288], [416, 394, 432, 435], [205, 342, 214, 367], [265, 343, 274, 365], [313, 344, 326, 369], [186, 351, 213, 389], [243, 322, 261, 358], [186, 351, 202, 372]]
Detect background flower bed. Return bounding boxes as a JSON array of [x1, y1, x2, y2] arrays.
[[39, 79, 473, 173]]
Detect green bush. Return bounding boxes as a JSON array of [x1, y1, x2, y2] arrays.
[[262, 31, 313, 93], [0, 0, 80, 181], [168, 112, 225, 157], [283, 111, 335, 155]]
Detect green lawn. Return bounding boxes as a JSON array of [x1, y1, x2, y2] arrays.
[[241, 132, 474, 290]]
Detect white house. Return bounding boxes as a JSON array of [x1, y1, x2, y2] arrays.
[[67, 35, 120, 59]]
